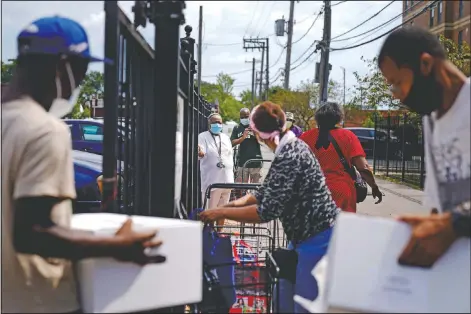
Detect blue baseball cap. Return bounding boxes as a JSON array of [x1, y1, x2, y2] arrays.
[[17, 16, 111, 64]]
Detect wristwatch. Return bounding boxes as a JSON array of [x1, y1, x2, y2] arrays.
[[451, 203, 471, 237]]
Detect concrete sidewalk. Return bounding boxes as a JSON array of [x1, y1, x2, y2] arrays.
[[358, 178, 428, 218]]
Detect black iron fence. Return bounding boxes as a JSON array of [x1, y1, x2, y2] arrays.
[[102, 1, 211, 218], [372, 112, 426, 188]]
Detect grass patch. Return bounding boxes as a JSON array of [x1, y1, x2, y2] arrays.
[[376, 174, 423, 191]]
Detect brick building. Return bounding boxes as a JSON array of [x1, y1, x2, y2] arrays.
[[403, 0, 470, 45]]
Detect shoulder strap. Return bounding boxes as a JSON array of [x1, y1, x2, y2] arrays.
[[328, 132, 355, 180]]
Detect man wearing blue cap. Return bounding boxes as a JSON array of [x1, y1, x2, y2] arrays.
[[2, 17, 164, 313]]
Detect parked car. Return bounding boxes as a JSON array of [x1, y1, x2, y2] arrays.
[[64, 119, 129, 156], [344, 127, 411, 160], [73, 149, 102, 213], [73, 149, 124, 213]]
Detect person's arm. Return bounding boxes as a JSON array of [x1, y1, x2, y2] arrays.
[[12, 128, 161, 263], [231, 127, 247, 147], [352, 156, 378, 189], [13, 197, 133, 260], [223, 193, 257, 208], [198, 133, 206, 159], [220, 205, 262, 223]]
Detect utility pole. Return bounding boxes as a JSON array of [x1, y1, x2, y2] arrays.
[[245, 58, 259, 108], [341, 66, 346, 127], [197, 6, 203, 94], [259, 48, 265, 99], [243, 37, 269, 100], [317, 0, 331, 105], [265, 38, 269, 100], [284, 0, 295, 90]]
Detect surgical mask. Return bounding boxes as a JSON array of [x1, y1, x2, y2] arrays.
[[210, 123, 222, 134], [240, 118, 249, 126], [48, 62, 81, 118], [402, 66, 443, 116], [286, 121, 293, 129]]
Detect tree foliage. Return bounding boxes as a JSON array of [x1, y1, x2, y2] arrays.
[[439, 35, 470, 77], [267, 79, 343, 129], [198, 72, 245, 122], [1, 59, 17, 84]]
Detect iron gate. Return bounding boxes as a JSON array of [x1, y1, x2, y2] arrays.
[[102, 1, 210, 217]]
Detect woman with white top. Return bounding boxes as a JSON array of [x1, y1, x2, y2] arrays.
[[198, 113, 234, 226]]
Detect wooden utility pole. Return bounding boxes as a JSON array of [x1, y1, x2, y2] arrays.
[[341, 66, 346, 127], [284, 1, 295, 90], [318, 0, 331, 104]]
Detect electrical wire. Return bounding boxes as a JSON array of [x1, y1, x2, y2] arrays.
[[330, 0, 423, 43], [330, 0, 439, 52], [291, 9, 323, 45], [290, 46, 319, 72], [205, 42, 241, 47], [331, 1, 395, 41], [270, 46, 286, 69], [255, 1, 278, 37], [202, 68, 253, 78], [331, 1, 347, 7], [244, 1, 260, 38]]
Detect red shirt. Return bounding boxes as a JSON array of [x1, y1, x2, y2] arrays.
[[300, 128, 366, 213]]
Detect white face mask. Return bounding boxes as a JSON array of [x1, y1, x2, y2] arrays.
[[48, 62, 81, 118]]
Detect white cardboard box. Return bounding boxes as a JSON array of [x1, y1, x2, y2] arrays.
[[71, 213, 203, 313], [324, 213, 471, 313]]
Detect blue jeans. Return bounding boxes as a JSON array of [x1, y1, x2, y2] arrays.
[[274, 227, 333, 313]]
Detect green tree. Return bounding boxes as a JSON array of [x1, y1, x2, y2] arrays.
[[239, 89, 253, 109], [197, 72, 244, 122], [439, 35, 470, 77], [68, 71, 104, 119], [1, 59, 17, 84]]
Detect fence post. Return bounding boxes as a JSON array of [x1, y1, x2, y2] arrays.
[[420, 128, 426, 189], [401, 112, 407, 182], [373, 112, 377, 174], [386, 113, 391, 177], [150, 1, 186, 218], [102, 0, 120, 212]]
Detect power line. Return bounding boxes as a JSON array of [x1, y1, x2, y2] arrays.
[[291, 48, 318, 71], [270, 46, 286, 69], [291, 9, 323, 45], [330, 0, 422, 43], [331, 1, 394, 41], [244, 1, 260, 38], [205, 42, 241, 47], [202, 68, 252, 78], [255, 1, 278, 37], [330, 0, 439, 52], [331, 1, 347, 7]]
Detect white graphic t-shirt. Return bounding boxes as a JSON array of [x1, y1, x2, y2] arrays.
[[422, 78, 471, 213]]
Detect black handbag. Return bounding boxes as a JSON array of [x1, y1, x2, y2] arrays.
[[270, 248, 298, 284], [328, 133, 368, 203]]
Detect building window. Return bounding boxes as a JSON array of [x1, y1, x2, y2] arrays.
[[459, 0, 464, 18], [458, 30, 463, 48], [405, 0, 408, 10], [430, 8, 435, 27], [437, 1, 442, 24]]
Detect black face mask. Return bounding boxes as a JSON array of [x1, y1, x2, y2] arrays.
[[402, 67, 443, 116]]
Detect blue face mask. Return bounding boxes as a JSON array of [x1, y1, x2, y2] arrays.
[[210, 123, 223, 134], [240, 118, 249, 126]]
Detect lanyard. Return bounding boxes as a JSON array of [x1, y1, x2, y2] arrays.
[[211, 134, 222, 158]]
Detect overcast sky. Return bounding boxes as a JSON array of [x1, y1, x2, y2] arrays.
[[1, 1, 402, 101]]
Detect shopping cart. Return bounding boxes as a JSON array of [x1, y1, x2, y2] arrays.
[[194, 183, 287, 313]]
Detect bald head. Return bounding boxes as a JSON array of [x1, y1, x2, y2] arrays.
[[240, 108, 250, 119]]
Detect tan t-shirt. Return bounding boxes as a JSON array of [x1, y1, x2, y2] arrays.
[[1, 97, 79, 313]]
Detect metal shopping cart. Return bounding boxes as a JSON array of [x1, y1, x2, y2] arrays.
[[196, 183, 287, 313]]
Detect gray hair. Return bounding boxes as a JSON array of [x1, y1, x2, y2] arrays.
[[240, 108, 250, 113], [314, 102, 344, 128], [208, 113, 222, 122]]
